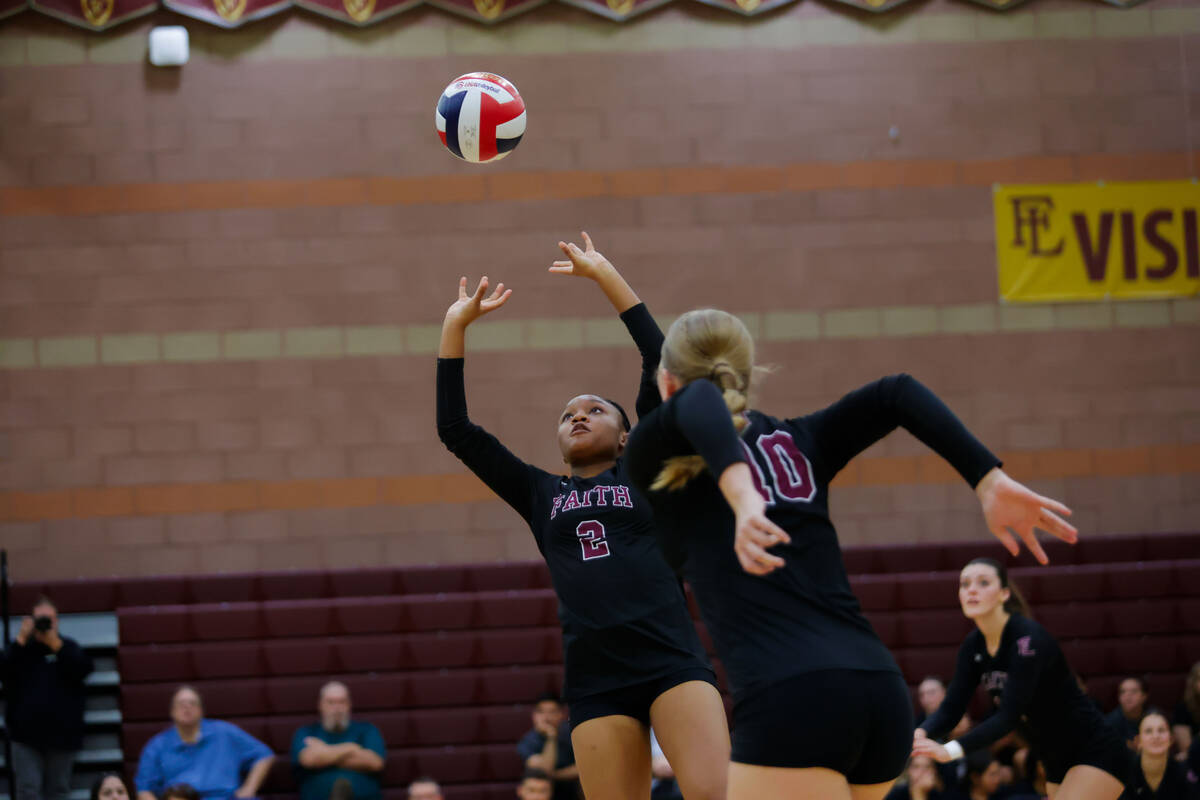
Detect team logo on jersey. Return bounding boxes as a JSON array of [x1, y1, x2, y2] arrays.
[[982, 671, 1007, 693], [81, 0, 113, 26], [1016, 636, 1036, 657], [550, 485, 633, 519], [606, 0, 634, 14]]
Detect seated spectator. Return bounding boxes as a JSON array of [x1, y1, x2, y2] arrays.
[[293, 682, 384, 800], [1007, 749, 1046, 800], [516, 694, 578, 800], [135, 686, 274, 800], [91, 774, 135, 800], [517, 771, 553, 800], [405, 778, 442, 800], [648, 729, 682, 800], [162, 786, 199, 800], [1173, 662, 1200, 760], [917, 678, 947, 727], [882, 755, 964, 800], [1107, 677, 1150, 750], [963, 754, 1006, 800], [1121, 709, 1199, 800]]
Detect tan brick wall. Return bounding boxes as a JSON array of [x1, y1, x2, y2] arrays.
[[1, 3, 1198, 579]]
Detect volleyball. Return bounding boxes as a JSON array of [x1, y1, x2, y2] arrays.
[[435, 72, 526, 164]]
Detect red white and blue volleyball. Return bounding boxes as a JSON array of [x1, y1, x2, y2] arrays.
[[435, 72, 526, 164]]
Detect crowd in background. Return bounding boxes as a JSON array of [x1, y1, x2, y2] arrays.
[[4, 594, 1198, 800]]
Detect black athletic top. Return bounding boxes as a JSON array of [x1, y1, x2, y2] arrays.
[[922, 614, 1120, 762], [1120, 758, 1200, 799], [624, 374, 1001, 702], [436, 304, 710, 702]]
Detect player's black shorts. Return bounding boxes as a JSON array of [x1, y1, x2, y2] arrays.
[[1041, 726, 1134, 786], [567, 666, 717, 732], [731, 668, 912, 785]]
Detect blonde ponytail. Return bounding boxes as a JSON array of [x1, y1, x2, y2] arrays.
[[650, 311, 759, 491]]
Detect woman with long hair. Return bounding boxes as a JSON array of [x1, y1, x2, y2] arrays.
[[435, 237, 729, 800], [915, 558, 1133, 800], [1121, 709, 1199, 799], [623, 307, 1077, 800]]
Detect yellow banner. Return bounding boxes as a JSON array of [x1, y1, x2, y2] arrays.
[[995, 180, 1200, 302]]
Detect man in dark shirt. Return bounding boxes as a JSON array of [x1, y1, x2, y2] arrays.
[[292, 682, 385, 800], [1, 596, 93, 800], [515, 695, 578, 800]]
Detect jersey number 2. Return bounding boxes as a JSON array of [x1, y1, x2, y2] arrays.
[[576, 521, 610, 561]]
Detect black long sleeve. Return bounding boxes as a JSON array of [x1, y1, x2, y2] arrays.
[[625, 379, 746, 491], [920, 635, 979, 742], [802, 374, 1000, 488], [618, 303, 665, 421], [436, 357, 541, 523]]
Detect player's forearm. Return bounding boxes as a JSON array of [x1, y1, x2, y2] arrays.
[[592, 263, 640, 314], [336, 746, 383, 772], [439, 319, 468, 359]]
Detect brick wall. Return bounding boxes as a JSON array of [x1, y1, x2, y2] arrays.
[[1, 2, 1198, 579]]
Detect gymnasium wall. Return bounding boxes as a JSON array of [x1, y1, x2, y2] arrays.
[[1, 0, 1198, 580]]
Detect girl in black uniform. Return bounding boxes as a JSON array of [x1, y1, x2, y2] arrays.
[[1119, 710, 1199, 799], [622, 308, 1079, 800], [915, 558, 1132, 800], [435, 236, 729, 800]]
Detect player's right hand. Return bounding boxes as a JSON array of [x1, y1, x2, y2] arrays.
[[445, 276, 512, 328], [550, 232, 613, 281]]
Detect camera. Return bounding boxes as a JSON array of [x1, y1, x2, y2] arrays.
[[33, 616, 53, 632]]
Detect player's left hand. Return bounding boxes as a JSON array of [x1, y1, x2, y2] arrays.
[[733, 507, 791, 576], [975, 467, 1077, 565], [911, 736, 952, 763], [550, 232, 613, 281]]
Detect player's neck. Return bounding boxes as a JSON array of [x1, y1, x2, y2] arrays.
[[975, 608, 1010, 654], [569, 458, 617, 479], [1141, 752, 1168, 790]]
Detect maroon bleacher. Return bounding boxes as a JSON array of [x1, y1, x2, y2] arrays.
[[12, 531, 1196, 800]]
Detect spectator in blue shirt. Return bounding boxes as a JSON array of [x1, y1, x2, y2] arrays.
[[292, 682, 385, 800], [134, 686, 274, 800]]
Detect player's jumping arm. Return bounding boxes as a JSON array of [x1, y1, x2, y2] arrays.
[[808, 374, 1075, 563], [437, 277, 540, 522], [550, 232, 665, 419]]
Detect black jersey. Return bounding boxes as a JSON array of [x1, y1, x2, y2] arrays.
[[624, 374, 1001, 701], [1121, 758, 1200, 800], [922, 614, 1124, 765], [436, 304, 710, 702]]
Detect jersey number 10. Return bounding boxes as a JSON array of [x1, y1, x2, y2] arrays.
[[741, 431, 817, 506]]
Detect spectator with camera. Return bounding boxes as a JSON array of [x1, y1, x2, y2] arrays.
[[1, 595, 94, 800]]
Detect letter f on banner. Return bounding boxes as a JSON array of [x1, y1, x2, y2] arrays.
[[1010, 195, 1064, 257]]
